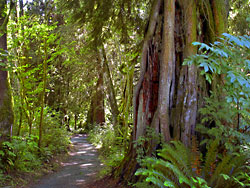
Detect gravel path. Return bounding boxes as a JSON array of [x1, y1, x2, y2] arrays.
[[30, 134, 101, 188]]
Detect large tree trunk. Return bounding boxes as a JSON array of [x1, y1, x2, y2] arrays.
[[86, 60, 105, 127], [0, 0, 14, 143], [116, 0, 228, 182]]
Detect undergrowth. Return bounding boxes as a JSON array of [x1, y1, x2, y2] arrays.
[[88, 123, 125, 176], [0, 109, 71, 187], [136, 136, 250, 188]]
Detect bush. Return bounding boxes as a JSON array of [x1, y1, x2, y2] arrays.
[[88, 124, 125, 175], [38, 109, 71, 161], [0, 108, 71, 176], [0, 135, 41, 173]]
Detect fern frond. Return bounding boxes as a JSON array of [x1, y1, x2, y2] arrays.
[[145, 176, 165, 188], [136, 167, 178, 188], [159, 142, 193, 178], [156, 159, 194, 187], [203, 139, 219, 179], [227, 154, 249, 176], [209, 154, 232, 186]]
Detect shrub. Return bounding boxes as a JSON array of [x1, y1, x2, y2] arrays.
[[0, 135, 41, 173], [88, 124, 125, 175]]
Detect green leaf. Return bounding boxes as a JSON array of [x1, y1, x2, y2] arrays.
[[164, 181, 177, 188], [205, 74, 212, 84], [146, 176, 165, 188], [237, 77, 246, 86]]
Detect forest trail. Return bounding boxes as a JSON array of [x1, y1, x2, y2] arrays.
[[30, 134, 102, 188]]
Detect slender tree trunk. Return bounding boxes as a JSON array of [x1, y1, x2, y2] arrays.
[[116, 0, 228, 182], [38, 10, 48, 148], [74, 114, 78, 130], [38, 28, 48, 148], [0, 0, 14, 144], [102, 44, 119, 127], [19, 0, 24, 18], [17, 107, 22, 136]]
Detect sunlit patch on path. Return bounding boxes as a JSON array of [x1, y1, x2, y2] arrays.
[[30, 134, 101, 188]]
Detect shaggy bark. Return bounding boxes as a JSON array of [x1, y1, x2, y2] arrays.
[[116, 0, 228, 182]]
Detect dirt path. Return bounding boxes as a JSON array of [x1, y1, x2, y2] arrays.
[[30, 134, 101, 188]]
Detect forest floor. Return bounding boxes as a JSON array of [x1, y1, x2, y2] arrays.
[[29, 134, 102, 188]]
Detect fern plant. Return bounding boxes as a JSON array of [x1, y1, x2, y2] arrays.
[[135, 139, 250, 188]]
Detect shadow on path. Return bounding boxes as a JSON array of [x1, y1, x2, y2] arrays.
[[30, 134, 101, 188]]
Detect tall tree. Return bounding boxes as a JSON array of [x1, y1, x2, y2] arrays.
[[116, 0, 229, 181], [0, 0, 14, 143], [86, 54, 105, 127]]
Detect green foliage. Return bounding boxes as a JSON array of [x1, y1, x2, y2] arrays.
[[0, 107, 70, 186], [88, 124, 125, 175], [228, 0, 250, 35], [134, 127, 161, 165], [197, 123, 250, 152], [135, 138, 250, 188], [132, 181, 158, 188], [184, 34, 250, 130], [0, 135, 41, 173], [39, 108, 71, 157]]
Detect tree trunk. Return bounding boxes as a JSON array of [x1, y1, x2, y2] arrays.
[[0, 0, 14, 143], [86, 59, 105, 127], [116, 0, 228, 182], [102, 45, 119, 127], [74, 114, 78, 130], [38, 35, 48, 148], [17, 107, 22, 136]]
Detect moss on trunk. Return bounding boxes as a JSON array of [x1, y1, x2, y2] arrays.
[[0, 0, 14, 144]]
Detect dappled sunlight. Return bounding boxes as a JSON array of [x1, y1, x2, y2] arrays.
[[76, 179, 85, 185], [61, 161, 79, 166], [80, 163, 93, 168], [58, 173, 71, 178], [85, 172, 97, 177], [85, 153, 96, 156]]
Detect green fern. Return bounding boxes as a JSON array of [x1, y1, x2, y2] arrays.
[[202, 139, 219, 179], [136, 139, 249, 188]]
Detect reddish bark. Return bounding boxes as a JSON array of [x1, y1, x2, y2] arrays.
[[116, 0, 228, 183]]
